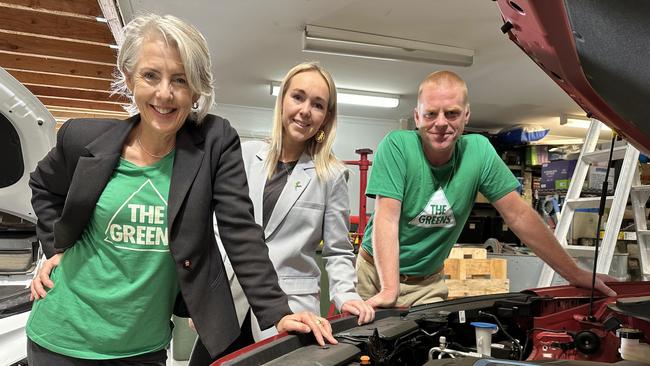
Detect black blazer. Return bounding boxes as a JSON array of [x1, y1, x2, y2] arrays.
[[29, 114, 292, 357]]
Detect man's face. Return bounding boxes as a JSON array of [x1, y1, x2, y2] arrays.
[[414, 82, 470, 163]]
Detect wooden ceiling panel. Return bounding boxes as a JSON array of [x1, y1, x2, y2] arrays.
[[0, 5, 115, 44], [0, 0, 103, 18], [0, 32, 116, 64], [50, 109, 128, 120], [39, 96, 127, 112], [0, 0, 123, 122], [0, 53, 115, 79], [6, 69, 113, 91], [26, 84, 128, 104]]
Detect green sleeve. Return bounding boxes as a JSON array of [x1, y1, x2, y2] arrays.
[[366, 132, 406, 201]]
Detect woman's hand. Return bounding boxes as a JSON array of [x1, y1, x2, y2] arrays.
[[30, 253, 63, 301], [341, 299, 375, 325], [276, 312, 338, 346]]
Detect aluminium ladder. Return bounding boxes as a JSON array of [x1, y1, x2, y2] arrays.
[[537, 118, 650, 286], [630, 166, 650, 280]]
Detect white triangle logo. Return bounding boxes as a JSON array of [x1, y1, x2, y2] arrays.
[[408, 188, 456, 228], [103, 179, 170, 252]]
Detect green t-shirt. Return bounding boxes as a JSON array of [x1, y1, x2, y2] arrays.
[[27, 152, 179, 359], [361, 131, 519, 276]]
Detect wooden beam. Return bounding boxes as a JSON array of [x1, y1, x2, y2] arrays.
[[50, 109, 128, 120], [98, 0, 123, 46], [40, 96, 127, 112], [0, 5, 115, 44], [0, 53, 115, 79], [7, 69, 112, 91], [0, 0, 103, 18], [26, 84, 128, 103], [0, 31, 116, 64]]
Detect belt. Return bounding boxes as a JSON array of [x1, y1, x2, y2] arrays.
[[359, 248, 444, 285]]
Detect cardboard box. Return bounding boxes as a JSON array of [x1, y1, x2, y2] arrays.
[[525, 145, 549, 166], [540, 160, 577, 190], [640, 164, 650, 184], [587, 166, 615, 189]]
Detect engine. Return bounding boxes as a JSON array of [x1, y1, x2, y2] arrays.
[[336, 282, 650, 365]]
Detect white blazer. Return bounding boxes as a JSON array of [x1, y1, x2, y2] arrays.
[[217, 140, 361, 340]]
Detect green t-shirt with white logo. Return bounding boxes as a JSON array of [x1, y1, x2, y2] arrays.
[[27, 152, 179, 359], [361, 131, 519, 276]]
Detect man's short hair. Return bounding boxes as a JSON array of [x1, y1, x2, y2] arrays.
[[418, 71, 469, 106]]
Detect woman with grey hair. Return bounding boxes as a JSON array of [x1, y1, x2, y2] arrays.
[[26, 14, 336, 365]]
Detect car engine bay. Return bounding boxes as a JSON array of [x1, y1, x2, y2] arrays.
[[219, 282, 650, 366]]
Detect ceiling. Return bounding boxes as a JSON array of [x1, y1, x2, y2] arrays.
[[0, 0, 128, 126], [0, 0, 602, 140], [116, 0, 598, 139]]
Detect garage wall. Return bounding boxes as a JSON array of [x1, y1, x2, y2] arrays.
[[213, 103, 400, 216]]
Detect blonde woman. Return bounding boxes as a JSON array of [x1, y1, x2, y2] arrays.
[[190, 62, 374, 365]]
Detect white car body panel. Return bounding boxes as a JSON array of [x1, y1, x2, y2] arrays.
[[0, 66, 55, 365]]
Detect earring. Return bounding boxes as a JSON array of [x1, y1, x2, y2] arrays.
[[192, 101, 199, 109], [315, 130, 325, 143]]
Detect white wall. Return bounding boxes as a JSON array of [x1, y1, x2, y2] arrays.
[[213, 103, 400, 216]]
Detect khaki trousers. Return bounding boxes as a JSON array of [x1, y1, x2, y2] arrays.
[[356, 254, 448, 308]]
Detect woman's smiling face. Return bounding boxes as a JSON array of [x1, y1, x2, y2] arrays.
[[127, 35, 196, 137], [281, 70, 331, 145]]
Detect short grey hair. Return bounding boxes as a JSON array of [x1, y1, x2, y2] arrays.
[[112, 14, 215, 123]]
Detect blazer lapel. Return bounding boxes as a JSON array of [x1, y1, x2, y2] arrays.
[[248, 146, 268, 226], [57, 117, 135, 246], [263, 153, 313, 239], [168, 123, 205, 230], [75, 117, 136, 214]]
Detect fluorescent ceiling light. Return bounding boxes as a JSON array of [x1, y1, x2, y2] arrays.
[[270, 83, 399, 108], [560, 114, 611, 131], [303, 25, 474, 66]]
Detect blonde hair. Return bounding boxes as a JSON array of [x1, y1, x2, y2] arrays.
[[418, 70, 469, 106], [112, 14, 215, 123], [266, 62, 344, 181]]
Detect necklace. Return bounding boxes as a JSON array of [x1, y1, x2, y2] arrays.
[[136, 135, 174, 158]]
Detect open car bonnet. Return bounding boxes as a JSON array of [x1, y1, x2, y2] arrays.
[[0, 66, 56, 222], [0, 67, 55, 365], [495, 0, 650, 154], [0, 66, 54, 292]]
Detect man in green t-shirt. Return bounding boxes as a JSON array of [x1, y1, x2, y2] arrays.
[[357, 71, 617, 308]]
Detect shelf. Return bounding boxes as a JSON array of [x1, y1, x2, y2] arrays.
[[537, 188, 614, 196], [564, 196, 613, 209], [581, 145, 627, 164], [631, 185, 650, 194]]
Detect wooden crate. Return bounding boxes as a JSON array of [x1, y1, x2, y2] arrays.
[[448, 247, 487, 260], [444, 258, 507, 280], [446, 279, 510, 298], [444, 255, 509, 298]]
